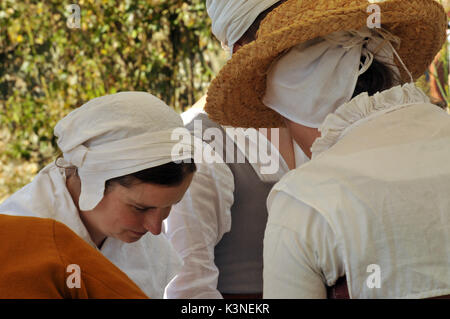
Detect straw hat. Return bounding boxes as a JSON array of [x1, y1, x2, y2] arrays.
[[204, 0, 448, 128]]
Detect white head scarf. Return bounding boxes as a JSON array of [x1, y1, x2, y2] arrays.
[[54, 92, 193, 211], [206, 0, 279, 54], [263, 27, 412, 128]]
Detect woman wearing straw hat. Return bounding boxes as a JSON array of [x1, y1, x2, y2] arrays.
[[0, 92, 195, 298], [205, 0, 450, 298]]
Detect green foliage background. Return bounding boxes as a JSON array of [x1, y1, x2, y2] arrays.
[[0, 0, 225, 201], [0, 1, 448, 203]]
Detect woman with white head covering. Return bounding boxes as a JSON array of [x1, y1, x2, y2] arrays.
[[205, 0, 450, 298], [0, 92, 195, 298]]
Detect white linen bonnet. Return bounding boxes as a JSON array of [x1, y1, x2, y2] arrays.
[[206, 0, 279, 53], [54, 92, 193, 211]]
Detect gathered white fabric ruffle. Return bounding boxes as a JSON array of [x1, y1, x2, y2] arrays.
[[311, 83, 431, 158]]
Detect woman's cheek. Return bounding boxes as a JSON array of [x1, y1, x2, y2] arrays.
[[121, 209, 144, 228]]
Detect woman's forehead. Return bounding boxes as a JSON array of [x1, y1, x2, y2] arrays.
[[118, 180, 188, 207]]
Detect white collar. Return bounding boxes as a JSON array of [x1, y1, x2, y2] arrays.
[[311, 83, 430, 158]]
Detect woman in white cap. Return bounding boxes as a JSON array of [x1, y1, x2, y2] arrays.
[[205, 0, 450, 298], [0, 92, 195, 298]]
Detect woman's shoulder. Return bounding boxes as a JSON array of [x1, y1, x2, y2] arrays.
[[0, 214, 67, 298], [52, 219, 148, 298], [0, 163, 66, 216]]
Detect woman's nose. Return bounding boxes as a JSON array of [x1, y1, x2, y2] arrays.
[[144, 207, 171, 235]]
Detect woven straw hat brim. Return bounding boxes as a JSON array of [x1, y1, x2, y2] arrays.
[[205, 0, 447, 128]]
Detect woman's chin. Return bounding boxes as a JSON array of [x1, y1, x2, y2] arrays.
[[116, 236, 140, 244], [124, 238, 140, 243], [120, 231, 146, 243], [108, 230, 147, 244]]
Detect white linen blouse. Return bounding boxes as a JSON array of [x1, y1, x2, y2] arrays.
[[263, 83, 450, 299], [165, 107, 307, 298]]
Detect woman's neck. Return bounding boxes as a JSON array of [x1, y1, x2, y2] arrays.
[[78, 210, 107, 249], [65, 169, 107, 249], [284, 119, 321, 159], [262, 127, 297, 170]]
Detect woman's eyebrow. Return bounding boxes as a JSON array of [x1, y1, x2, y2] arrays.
[[135, 204, 156, 209]]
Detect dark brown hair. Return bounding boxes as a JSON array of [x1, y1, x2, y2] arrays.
[[351, 56, 401, 98], [105, 161, 196, 190], [238, 0, 288, 45]]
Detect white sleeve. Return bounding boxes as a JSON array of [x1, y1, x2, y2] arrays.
[[263, 190, 345, 299], [164, 160, 234, 299]]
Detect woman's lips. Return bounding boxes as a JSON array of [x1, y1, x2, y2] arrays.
[[130, 230, 147, 236]]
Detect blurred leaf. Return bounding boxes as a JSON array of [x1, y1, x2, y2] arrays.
[[0, 0, 227, 200]]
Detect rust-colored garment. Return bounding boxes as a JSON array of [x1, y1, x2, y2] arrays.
[[0, 214, 148, 299]]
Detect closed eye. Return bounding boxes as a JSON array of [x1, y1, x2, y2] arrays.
[[133, 205, 155, 213]]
